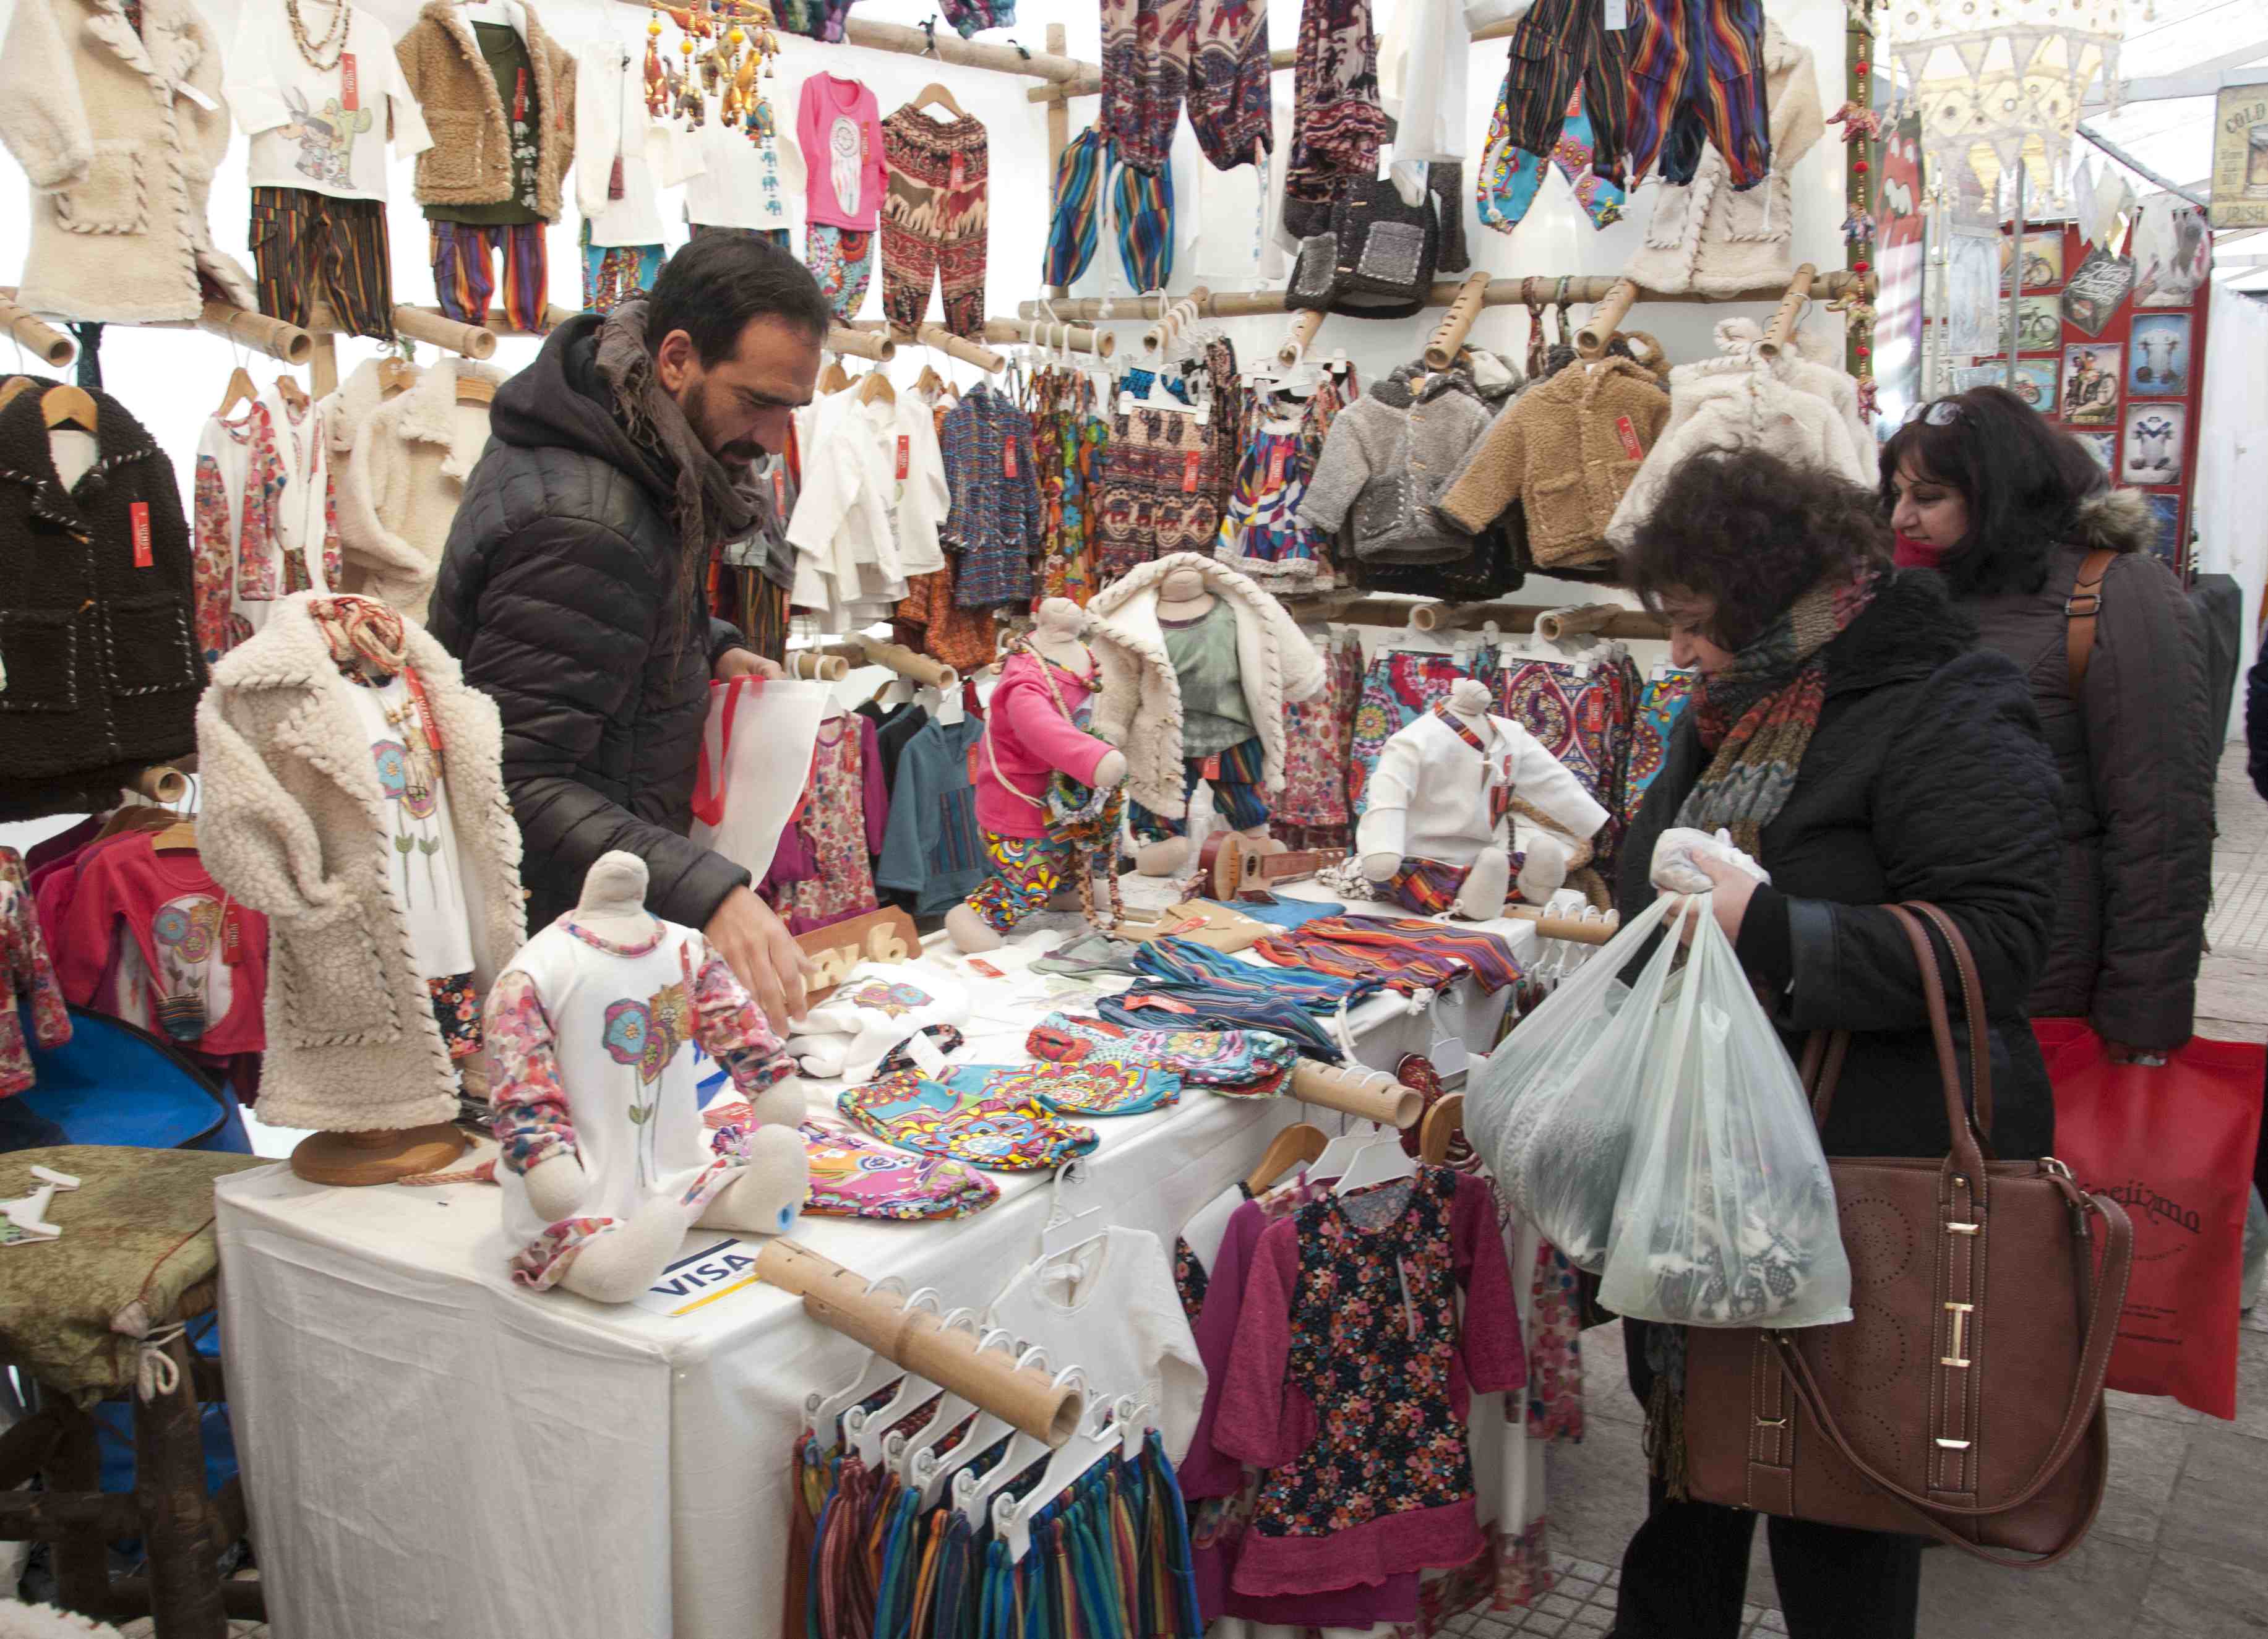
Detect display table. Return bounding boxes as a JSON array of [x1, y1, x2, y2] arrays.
[[217, 912, 1533, 1639]]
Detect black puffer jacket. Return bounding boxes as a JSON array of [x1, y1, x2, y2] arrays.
[[1620, 571, 2063, 1162], [1955, 489, 2214, 1050], [429, 314, 749, 931]]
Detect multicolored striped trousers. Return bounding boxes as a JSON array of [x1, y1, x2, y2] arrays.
[[249, 187, 393, 341], [430, 221, 548, 334]]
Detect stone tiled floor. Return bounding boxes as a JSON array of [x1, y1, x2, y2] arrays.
[[118, 753, 2268, 1639]]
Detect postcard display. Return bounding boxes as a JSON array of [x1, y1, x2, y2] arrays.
[[1983, 221, 2210, 575]]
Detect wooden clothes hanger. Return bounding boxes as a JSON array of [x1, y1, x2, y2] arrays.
[[455, 374, 496, 407], [912, 82, 967, 120], [1245, 1122, 1326, 1194], [1419, 1092, 1465, 1166], [817, 356, 853, 395], [273, 373, 309, 413], [377, 356, 421, 397], [854, 368, 895, 407], [41, 383, 97, 434], [152, 817, 199, 854], [216, 367, 260, 420], [0, 376, 38, 413]]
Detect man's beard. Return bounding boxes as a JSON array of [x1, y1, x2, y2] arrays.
[[681, 376, 763, 474]]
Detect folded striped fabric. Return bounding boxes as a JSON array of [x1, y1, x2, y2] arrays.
[[1093, 936, 1380, 1061], [1253, 915, 1524, 995], [1026, 1012, 1300, 1098]]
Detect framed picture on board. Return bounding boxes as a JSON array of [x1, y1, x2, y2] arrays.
[[2006, 358, 2058, 412], [2001, 229, 2064, 289], [2121, 404, 2185, 485], [2141, 492, 2183, 570], [2129, 314, 2192, 396], [1947, 233, 2004, 355], [2060, 343, 2121, 424], [2016, 296, 2062, 352]]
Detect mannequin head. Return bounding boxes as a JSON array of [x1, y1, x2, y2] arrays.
[[1034, 597, 1086, 640], [1159, 568, 1210, 606], [573, 851, 659, 941], [1446, 678, 1492, 721]]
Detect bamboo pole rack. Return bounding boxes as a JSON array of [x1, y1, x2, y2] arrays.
[[1028, 13, 1527, 101], [1018, 271, 1870, 325], [1756, 264, 1818, 361], [1276, 309, 1326, 369], [1503, 907, 1621, 946], [885, 322, 1005, 374], [1573, 278, 1641, 355], [1422, 272, 1493, 370], [823, 635, 961, 691], [1145, 288, 1209, 355], [0, 294, 74, 367], [1409, 600, 1667, 640], [831, 325, 897, 362], [836, 15, 1089, 84], [783, 651, 850, 682], [1290, 1063, 1424, 1129], [391, 304, 500, 361], [754, 1240, 1084, 1445], [984, 317, 1115, 357], [403, 302, 578, 340]]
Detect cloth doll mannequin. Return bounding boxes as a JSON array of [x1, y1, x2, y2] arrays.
[[490, 851, 809, 1303], [944, 599, 1130, 954], [1357, 678, 1609, 919]]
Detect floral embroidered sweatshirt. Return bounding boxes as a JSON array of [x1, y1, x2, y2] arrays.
[[972, 651, 1115, 840], [1215, 1165, 1523, 1597]]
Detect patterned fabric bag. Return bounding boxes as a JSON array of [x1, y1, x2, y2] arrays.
[[797, 1116, 999, 1220], [838, 1069, 1100, 1170]]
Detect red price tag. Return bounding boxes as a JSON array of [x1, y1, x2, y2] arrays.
[[129, 502, 152, 568], [1201, 754, 1221, 781], [1182, 451, 1201, 493], [1266, 443, 1286, 488], [513, 67, 529, 124], [220, 912, 243, 967], [1615, 414, 1645, 463], [896, 434, 910, 481], [1003, 440, 1018, 479], [340, 52, 359, 112], [949, 152, 966, 190]]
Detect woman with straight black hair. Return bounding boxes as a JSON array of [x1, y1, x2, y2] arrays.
[[1882, 387, 2214, 1059]]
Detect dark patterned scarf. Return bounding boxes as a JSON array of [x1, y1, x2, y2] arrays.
[[1673, 568, 1881, 861]]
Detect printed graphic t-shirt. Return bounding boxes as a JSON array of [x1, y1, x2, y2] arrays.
[[230, 0, 432, 202], [798, 73, 887, 231]]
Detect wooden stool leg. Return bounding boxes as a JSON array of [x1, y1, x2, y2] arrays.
[[135, 1336, 224, 1639], [45, 1394, 110, 1619]]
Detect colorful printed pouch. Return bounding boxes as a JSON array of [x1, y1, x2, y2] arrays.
[[939, 1059, 1182, 1118], [838, 1071, 1100, 1171], [1025, 1012, 1300, 1098], [797, 1117, 999, 1221]]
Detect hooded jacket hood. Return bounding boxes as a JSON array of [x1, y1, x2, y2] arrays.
[[2069, 486, 2155, 555], [489, 311, 681, 516]]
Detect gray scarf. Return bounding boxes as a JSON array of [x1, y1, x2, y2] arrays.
[[593, 299, 756, 557]]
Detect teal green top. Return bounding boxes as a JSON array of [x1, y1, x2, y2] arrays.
[[425, 23, 544, 226], [1161, 601, 1252, 759]]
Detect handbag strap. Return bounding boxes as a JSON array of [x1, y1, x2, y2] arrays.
[[689, 676, 750, 829], [1763, 1181, 2131, 1534], [2064, 547, 2115, 701]]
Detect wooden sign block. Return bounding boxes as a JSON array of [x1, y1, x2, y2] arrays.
[[794, 906, 921, 1004]]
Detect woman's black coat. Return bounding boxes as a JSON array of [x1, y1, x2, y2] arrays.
[[1617, 570, 2064, 1162]]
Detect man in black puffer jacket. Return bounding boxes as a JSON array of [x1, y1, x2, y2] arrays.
[[429, 234, 828, 1027]]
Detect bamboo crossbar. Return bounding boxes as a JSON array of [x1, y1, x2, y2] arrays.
[[1018, 272, 1870, 324]]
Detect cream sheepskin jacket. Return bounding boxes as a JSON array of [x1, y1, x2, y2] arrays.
[[197, 594, 527, 1132], [1619, 22, 1824, 299], [0, 0, 256, 323], [1609, 320, 1873, 542], [328, 357, 504, 623], [1085, 554, 1326, 820]]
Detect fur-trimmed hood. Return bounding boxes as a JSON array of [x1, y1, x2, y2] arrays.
[[197, 592, 527, 1132], [329, 357, 507, 622], [2069, 486, 2155, 555], [1084, 554, 1326, 818]]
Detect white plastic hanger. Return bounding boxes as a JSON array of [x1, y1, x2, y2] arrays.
[[892, 1326, 1017, 1482], [1037, 1157, 1107, 1261], [920, 1344, 1052, 1508], [994, 1391, 1122, 1561], [956, 1365, 1088, 1530], [0, 1166, 79, 1244], [802, 1280, 934, 1440], [1333, 1132, 1421, 1196], [848, 1307, 975, 1466], [1309, 1118, 1396, 1181]]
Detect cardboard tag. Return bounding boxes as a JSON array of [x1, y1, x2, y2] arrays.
[[1003, 440, 1018, 478], [904, 1029, 948, 1077], [949, 152, 966, 190], [896, 434, 910, 481], [175, 83, 218, 111], [609, 155, 626, 200], [1201, 753, 1221, 781], [513, 66, 529, 124], [129, 503, 152, 568], [1615, 414, 1644, 463], [340, 53, 359, 113], [1182, 451, 1201, 493], [1603, 0, 1626, 27], [1266, 443, 1286, 489], [965, 957, 1007, 980]]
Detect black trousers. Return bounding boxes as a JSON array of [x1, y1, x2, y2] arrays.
[[1611, 1320, 1923, 1639]]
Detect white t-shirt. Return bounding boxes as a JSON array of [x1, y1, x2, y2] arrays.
[[986, 1226, 1207, 1465], [890, 396, 950, 578], [229, 0, 430, 202], [577, 41, 690, 247], [787, 392, 907, 628], [340, 674, 475, 982], [684, 86, 808, 233]]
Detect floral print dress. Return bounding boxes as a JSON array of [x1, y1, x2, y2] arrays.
[[777, 716, 890, 935]]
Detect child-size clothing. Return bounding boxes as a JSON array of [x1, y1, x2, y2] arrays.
[[1492, 650, 1640, 880], [1216, 1165, 1524, 1596], [788, 390, 911, 627], [939, 384, 1043, 607], [888, 394, 952, 578], [801, 74, 888, 231], [1621, 670, 1694, 825], [1622, 0, 1772, 189], [776, 716, 888, 935], [874, 717, 988, 917], [228, 0, 431, 202], [798, 1115, 999, 1220], [987, 1226, 1208, 1461], [52, 835, 270, 1057], [1357, 701, 1608, 871], [432, 220, 548, 333], [839, 1068, 1099, 1171], [685, 90, 806, 237], [1216, 422, 1325, 585], [192, 396, 338, 667], [1096, 403, 1222, 580], [972, 650, 1116, 839], [784, 961, 971, 1084], [579, 223, 663, 313], [249, 187, 397, 339], [805, 223, 874, 322], [0, 851, 70, 1095], [1281, 0, 1387, 242], [1253, 914, 1526, 995], [966, 831, 1088, 934], [1272, 628, 1361, 850], [1484, 0, 1628, 193], [1099, 0, 1192, 176], [775, 0, 855, 43], [1349, 644, 1493, 814], [893, 566, 1001, 674], [882, 106, 989, 340], [1188, 0, 1275, 171], [576, 41, 685, 248], [489, 915, 796, 1289], [1477, 87, 1628, 233], [1026, 1012, 1299, 1097], [940, 1059, 1183, 1118], [1127, 735, 1271, 841], [1161, 601, 1256, 757]]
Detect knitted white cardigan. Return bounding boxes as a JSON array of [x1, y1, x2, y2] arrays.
[[197, 594, 528, 1132]]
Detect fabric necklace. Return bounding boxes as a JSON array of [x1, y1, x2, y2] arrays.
[[1672, 567, 1882, 861], [1429, 700, 1512, 826], [591, 299, 756, 558]]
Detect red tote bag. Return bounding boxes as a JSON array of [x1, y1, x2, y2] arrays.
[[2033, 1020, 2264, 1419]]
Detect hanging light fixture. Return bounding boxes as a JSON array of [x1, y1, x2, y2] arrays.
[[1886, 0, 2129, 213]]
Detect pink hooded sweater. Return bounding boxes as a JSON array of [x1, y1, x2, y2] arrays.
[[973, 651, 1116, 840]]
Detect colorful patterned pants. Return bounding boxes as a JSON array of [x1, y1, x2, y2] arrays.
[[580, 225, 664, 315], [431, 220, 548, 334], [250, 186, 393, 341], [1128, 737, 1269, 840], [966, 830, 1079, 935], [805, 224, 875, 322], [882, 110, 989, 340]]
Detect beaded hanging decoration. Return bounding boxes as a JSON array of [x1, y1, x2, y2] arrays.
[[285, 0, 351, 71]]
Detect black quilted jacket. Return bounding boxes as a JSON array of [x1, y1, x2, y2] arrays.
[[429, 314, 749, 932], [1620, 571, 2063, 1162], [1954, 490, 2214, 1051]]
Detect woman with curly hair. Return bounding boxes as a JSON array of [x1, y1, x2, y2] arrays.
[[1609, 448, 2062, 1639], [1883, 387, 2214, 1060]]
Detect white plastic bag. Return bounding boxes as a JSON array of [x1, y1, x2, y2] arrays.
[[1468, 893, 1851, 1329], [689, 676, 832, 879]]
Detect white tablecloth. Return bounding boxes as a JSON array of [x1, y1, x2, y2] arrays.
[[218, 912, 1531, 1639]]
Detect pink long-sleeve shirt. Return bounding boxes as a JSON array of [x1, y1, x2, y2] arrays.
[[971, 651, 1115, 841]]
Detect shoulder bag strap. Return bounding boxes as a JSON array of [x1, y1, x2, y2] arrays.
[[2064, 547, 2116, 701], [689, 676, 749, 829]]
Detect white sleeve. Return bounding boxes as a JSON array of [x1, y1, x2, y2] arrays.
[[0, 0, 95, 186], [223, 15, 291, 139], [1133, 1236, 1209, 1466], [1356, 730, 1420, 860], [1505, 722, 1609, 840], [384, 38, 433, 156], [574, 46, 617, 221]]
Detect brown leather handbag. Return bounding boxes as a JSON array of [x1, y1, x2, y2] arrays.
[[1682, 902, 2133, 1567]]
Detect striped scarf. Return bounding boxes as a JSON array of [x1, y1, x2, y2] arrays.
[[1673, 568, 1879, 861]]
